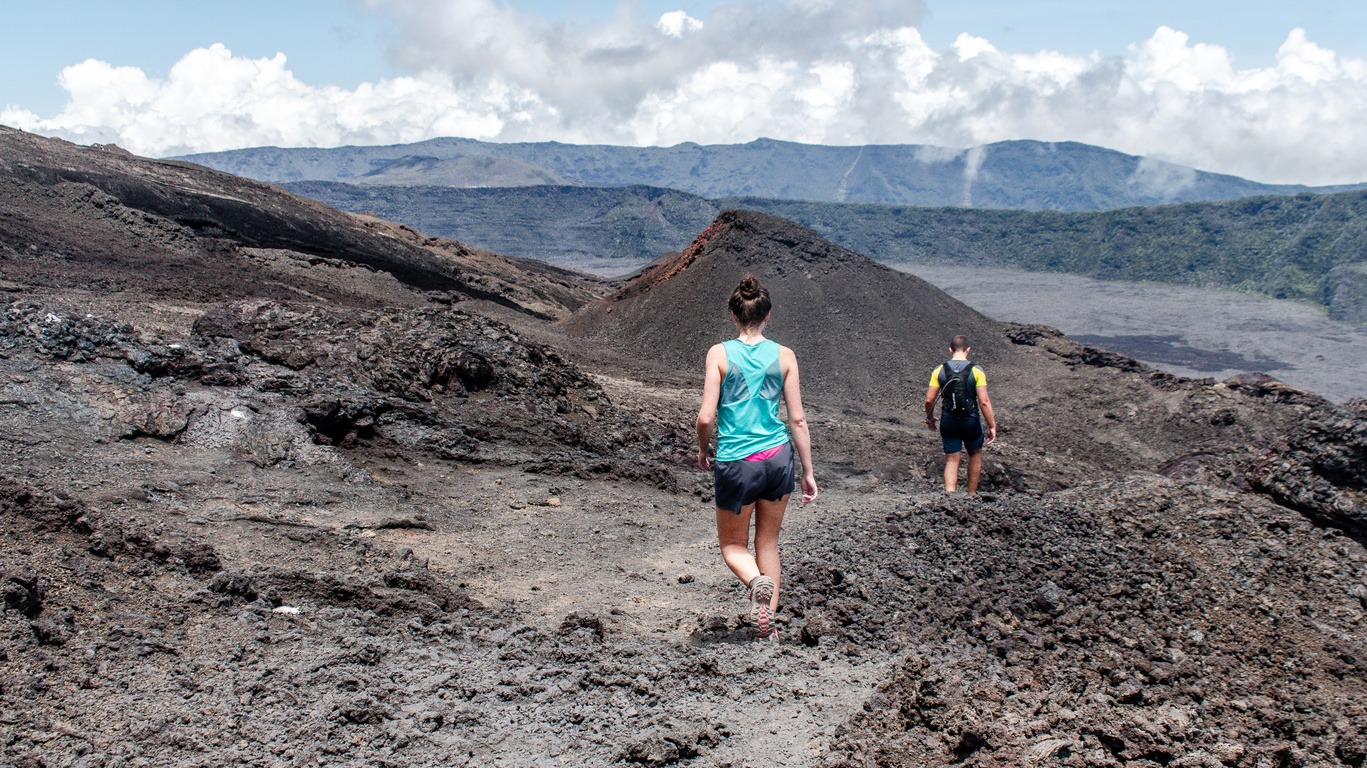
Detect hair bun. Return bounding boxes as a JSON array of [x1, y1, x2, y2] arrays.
[[729, 274, 771, 328], [737, 274, 762, 298]]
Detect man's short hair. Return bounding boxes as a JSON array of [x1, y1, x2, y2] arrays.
[[951, 335, 969, 352]]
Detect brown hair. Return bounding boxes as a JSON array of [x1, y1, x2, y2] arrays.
[[729, 274, 771, 329], [951, 335, 970, 352]]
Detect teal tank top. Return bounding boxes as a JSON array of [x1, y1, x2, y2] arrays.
[[716, 339, 789, 462]]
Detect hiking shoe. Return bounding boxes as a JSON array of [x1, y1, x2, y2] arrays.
[[748, 575, 775, 639]]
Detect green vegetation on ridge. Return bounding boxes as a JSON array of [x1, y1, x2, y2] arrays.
[[730, 190, 1367, 324]]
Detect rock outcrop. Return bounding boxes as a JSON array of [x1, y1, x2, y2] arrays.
[[1253, 399, 1367, 539]]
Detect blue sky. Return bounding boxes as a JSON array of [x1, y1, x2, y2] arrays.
[[3, 1, 1367, 184], [5, 0, 1361, 113]]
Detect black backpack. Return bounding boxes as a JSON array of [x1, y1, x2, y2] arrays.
[[938, 361, 978, 417]]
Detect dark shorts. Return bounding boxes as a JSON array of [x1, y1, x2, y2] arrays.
[[940, 412, 984, 454], [713, 442, 796, 514]]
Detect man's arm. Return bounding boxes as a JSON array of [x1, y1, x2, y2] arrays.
[[924, 385, 939, 431], [977, 385, 997, 446]]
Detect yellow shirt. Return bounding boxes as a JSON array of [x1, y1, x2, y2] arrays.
[[929, 363, 986, 388]]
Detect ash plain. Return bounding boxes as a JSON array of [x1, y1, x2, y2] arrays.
[[898, 264, 1367, 403]]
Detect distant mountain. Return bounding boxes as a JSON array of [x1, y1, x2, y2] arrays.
[[285, 181, 1367, 325], [284, 182, 719, 273], [180, 137, 1365, 212]]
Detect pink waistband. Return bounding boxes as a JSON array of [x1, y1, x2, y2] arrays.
[[742, 445, 784, 462]]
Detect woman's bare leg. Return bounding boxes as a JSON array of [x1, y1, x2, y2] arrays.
[[716, 504, 761, 586], [752, 494, 789, 612], [716, 496, 789, 611]]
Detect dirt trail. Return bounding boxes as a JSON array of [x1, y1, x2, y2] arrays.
[[353, 439, 910, 766], [0, 331, 904, 766]]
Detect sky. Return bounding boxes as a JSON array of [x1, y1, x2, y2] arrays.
[[3, 0, 1367, 185]]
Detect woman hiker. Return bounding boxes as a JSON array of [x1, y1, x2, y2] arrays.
[[695, 274, 819, 640]]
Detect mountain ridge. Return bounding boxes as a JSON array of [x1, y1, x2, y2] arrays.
[[177, 136, 1367, 212], [281, 180, 1367, 324], [0, 124, 602, 321]]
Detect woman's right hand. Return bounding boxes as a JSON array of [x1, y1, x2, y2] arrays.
[[696, 450, 711, 471], [801, 473, 819, 504]]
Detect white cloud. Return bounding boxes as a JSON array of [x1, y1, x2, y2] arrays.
[[1, 43, 517, 155], [953, 33, 997, 61], [5, 2, 1367, 186], [1127, 26, 1236, 90], [962, 145, 986, 206], [657, 11, 703, 38], [913, 145, 962, 163], [1130, 156, 1198, 199]]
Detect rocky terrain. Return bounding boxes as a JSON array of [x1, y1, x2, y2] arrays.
[[1, 128, 1365, 767]]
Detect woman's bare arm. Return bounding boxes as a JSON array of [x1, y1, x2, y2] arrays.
[[780, 346, 818, 504], [696, 344, 726, 470]]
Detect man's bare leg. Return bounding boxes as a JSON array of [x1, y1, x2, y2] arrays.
[[966, 449, 983, 494], [944, 451, 962, 492]]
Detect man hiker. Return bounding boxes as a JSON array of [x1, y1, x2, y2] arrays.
[[924, 335, 997, 494]]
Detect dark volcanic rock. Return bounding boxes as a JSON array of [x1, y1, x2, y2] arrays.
[[1, 292, 686, 483], [1252, 399, 1367, 539], [0, 475, 90, 533], [2, 570, 44, 618], [190, 299, 687, 480], [0, 125, 604, 319], [1223, 371, 1328, 408], [794, 476, 1367, 768]]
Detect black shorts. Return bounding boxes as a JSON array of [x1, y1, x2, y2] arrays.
[[940, 412, 984, 454], [713, 443, 796, 514]]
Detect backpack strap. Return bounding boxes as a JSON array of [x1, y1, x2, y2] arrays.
[[937, 360, 952, 388]]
